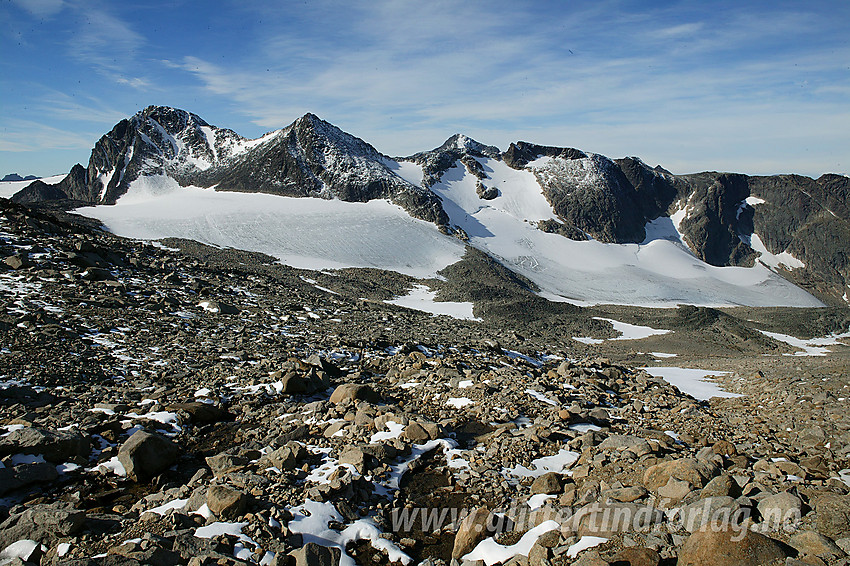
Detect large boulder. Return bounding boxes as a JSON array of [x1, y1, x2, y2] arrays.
[[263, 442, 308, 471], [0, 504, 85, 549], [329, 383, 379, 405], [676, 496, 742, 533], [206, 485, 248, 519], [757, 491, 804, 529], [287, 542, 341, 566], [169, 402, 233, 423], [117, 430, 180, 481], [598, 434, 654, 457], [531, 472, 566, 495], [0, 427, 90, 463], [642, 458, 719, 491], [0, 461, 59, 495], [571, 502, 663, 537], [789, 530, 846, 560], [452, 507, 494, 559], [815, 493, 850, 539], [677, 527, 791, 566]]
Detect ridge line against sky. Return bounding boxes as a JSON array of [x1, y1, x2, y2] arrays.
[[1, 0, 848, 178]]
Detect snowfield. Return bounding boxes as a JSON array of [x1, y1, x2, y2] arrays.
[[426, 157, 823, 307], [75, 175, 466, 278], [72, 161, 825, 308]]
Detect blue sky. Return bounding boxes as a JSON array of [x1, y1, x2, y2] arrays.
[[1, 0, 848, 178]]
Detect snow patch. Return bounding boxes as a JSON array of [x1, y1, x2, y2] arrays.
[[643, 367, 740, 401], [759, 329, 850, 356], [463, 520, 561, 566], [288, 500, 411, 566], [503, 448, 579, 478], [386, 284, 479, 321], [593, 317, 671, 340], [747, 234, 806, 270]]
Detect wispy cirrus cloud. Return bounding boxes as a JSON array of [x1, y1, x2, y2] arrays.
[[63, 1, 150, 89], [0, 119, 99, 152], [37, 91, 130, 124], [11, 0, 65, 18]]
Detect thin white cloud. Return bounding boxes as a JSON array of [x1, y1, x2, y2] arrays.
[[37, 91, 129, 124], [156, 1, 848, 176], [0, 119, 98, 152], [11, 0, 65, 18], [63, 1, 150, 88]]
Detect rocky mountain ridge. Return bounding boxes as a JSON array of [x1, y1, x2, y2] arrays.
[[12, 106, 849, 304]]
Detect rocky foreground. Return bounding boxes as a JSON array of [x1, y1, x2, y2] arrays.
[[1, 198, 849, 566]]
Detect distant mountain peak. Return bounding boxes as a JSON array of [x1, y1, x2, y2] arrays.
[[435, 133, 501, 158], [1, 173, 39, 182]]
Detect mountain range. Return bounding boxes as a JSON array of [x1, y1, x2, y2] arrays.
[[11, 105, 849, 306]]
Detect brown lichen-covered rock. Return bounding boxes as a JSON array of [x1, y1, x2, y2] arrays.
[[816, 493, 850, 539], [207, 484, 248, 519], [677, 527, 791, 566], [642, 458, 719, 491], [329, 383, 378, 405], [452, 507, 494, 559]]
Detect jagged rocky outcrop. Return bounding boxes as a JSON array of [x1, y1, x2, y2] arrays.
[[201, 113, 448, 225], [404, 133, 501, 188], [13, 106, 446, 225]]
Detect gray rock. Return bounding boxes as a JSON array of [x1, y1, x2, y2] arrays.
[[757, 491, 803, 529], [118, 430, 180, 481], [338, 446, 377, 473], [265, 442, 308, 471], [677, 496, 742, 533], [677, 527, 790, 566], [657, 477, 692, 502], [206, 452, 248, 476], [815, 493, 850, 539], [0, 427, 90, 463], [602, 486, 648, 503], [329, 383, 378, 404], [531, 472, 565, 495], [789, 530, 846, 559], [0, 503, 85, 548], [642, 458, 719, 491], [286, 542, 342, 566], [3, 254, 28, 270], [599, 434, 653, 457], [571, 502, 663, 537], [701, 474, 741, 498], [452, 508, 494, 559], [206, 484, 248, 519]]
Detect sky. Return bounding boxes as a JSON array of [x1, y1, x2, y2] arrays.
[[1, 0, 848, 178]]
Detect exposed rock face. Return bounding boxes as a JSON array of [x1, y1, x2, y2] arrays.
[[10, 180, 69, 204], [0, 504, 86, 549], [205, 113, 448, 225], [14, 106, 447, 225]]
